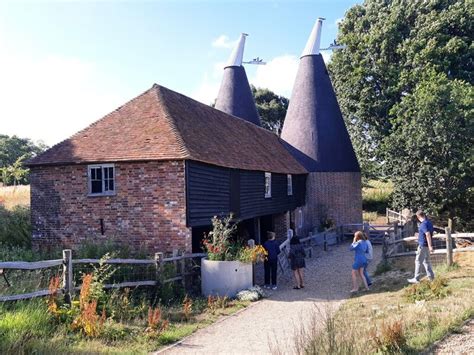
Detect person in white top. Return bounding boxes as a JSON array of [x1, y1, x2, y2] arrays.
[[363, 233, 373, 286]]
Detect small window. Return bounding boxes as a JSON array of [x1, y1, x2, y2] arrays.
[[287, 174, 293, 196], [264, 172, 271, 198], [88, 164, 115, 196], [298, 208, 303, 229]]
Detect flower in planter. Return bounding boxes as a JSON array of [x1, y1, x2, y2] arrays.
[[202, 214, 268, 263]]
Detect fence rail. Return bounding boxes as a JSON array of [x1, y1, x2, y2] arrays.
[[277, 222, 398, 274], [386, 208, 408, 225], [383, 217, 474, 267], [0, 252, 206, 303]]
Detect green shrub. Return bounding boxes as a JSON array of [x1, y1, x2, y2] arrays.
[[374, 261, 392, 276], [0, 205, 31, 248], [0, 243, 61, 261], [404, 277, 450, 302]]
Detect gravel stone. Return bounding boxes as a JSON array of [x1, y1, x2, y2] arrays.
[[157, 242, 382, 355], [433, 320, 474, 355]]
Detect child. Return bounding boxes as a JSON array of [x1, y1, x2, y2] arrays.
[[288, 236, 306, 289], [263, 231, 280, 290], [349, 231, 369, 292], [363, 233, 373, 286]]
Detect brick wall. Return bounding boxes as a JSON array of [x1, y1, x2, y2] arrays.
[[273, 212, 290, 240], [30, 160, 191, 254], [299, 172, 362, 236]]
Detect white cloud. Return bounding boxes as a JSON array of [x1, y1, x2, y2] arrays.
[[249, 55, 299, 97], [0, 46, 127, 146], [211, 35, 237, 49]]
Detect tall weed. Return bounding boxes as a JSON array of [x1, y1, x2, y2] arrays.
[[0, 205, 31, 248]]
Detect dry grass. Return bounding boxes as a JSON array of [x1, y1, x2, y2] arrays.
[[338, 258, 473, 353], [0, 185, 30, 209], [290, 255, 474, 354]]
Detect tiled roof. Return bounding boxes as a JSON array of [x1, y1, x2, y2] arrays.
[[27, 84, 307, 174]]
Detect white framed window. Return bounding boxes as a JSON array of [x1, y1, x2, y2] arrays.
[[264, 172, 272, 198], [88, 164, 116, 196], [298, 208, 303, 229], [287, 174, 293, 196]]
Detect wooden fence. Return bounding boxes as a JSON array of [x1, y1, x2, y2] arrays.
[[0, 251, 206, 302], [386, 208, 408, 224], [277, 222, 399, 274], [383, 225, 474, 267]]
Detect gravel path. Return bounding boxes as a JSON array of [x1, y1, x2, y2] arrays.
[[432, 319, 474, 355], [158, 242, 381, 355]]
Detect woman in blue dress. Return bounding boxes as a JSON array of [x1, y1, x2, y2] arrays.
[[350, 231, 370, 292]]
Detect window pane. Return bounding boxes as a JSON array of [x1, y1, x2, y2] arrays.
[[109, 179, 114, 191], [104, 168, 108, 179], [91, 169, 96, 180], [96, 168, 102, 180], [108, 167, 113, 177], [91, 180, 102, 193], [104, 179, 109, 191]]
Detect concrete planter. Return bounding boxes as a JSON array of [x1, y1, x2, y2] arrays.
[[201, 258, 253, 298]]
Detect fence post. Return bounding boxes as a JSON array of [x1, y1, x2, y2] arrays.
[[180, 252, 186, 289], [445, 227, 453, 267], [323, 232, 327, 252], [155, 252, 163, 285], [393, 221, 399, 239], [363, 222, 370, 238], [382, 233, 388, 262], [386, 208, 389, 224], [62, 249, 73, 304]]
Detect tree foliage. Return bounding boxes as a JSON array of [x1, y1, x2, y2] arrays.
[[251, 85, 289, 136], [329, 0, 473, 227], [384, 72, 473, 229], [0, 135, 48, 185], [329, 0, 472, 179]]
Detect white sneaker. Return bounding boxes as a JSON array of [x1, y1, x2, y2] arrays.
[[272, 286, 277, 290], [263, 285, 270, 289], [407, 278, 419, 284]]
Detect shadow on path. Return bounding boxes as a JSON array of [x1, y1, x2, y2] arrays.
[[157, 242, 382, 355]]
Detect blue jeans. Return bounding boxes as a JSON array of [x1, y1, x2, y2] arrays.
[[414, 246, 435, 280], [364, 260, 372, 285]]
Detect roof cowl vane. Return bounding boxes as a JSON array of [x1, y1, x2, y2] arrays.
[[225, 33, 248, 68], [301, 17, 325, 58]]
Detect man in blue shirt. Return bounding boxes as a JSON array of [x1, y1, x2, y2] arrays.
[[408, 210, 435, 283]]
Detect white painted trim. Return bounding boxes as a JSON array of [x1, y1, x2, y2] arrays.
[[287, 174, 293, 196], [87, 163, 116, 196], [301, 18, 325, 57], [225, 33, 248, 68], [264, 172, 272, 198]]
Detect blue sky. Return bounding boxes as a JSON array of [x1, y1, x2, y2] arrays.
[[0, 0, 360, 145]]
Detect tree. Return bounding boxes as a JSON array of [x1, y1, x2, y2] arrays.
[[329, 0, 472, 179], [0, 135, 48, 185], [251, 86, 289, 136], [384, 71, 473, 227]]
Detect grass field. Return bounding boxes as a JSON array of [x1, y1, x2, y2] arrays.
[[296, 252, 474, 354], [362, 180, 393, 223], [0, 185, 30, 210]]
